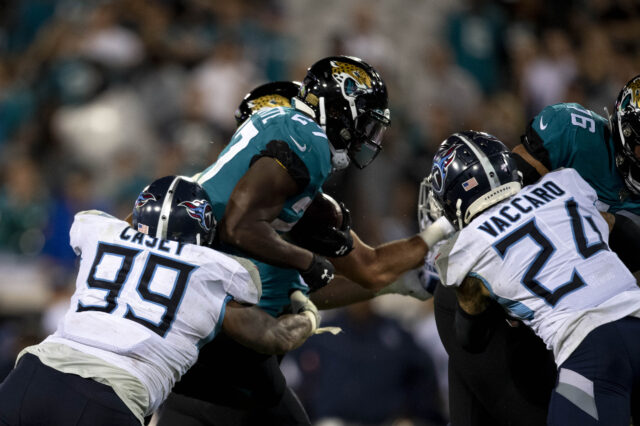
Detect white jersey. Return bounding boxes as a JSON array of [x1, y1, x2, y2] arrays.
[[435, 168, 640, 365], [46, 210, 259, 415]]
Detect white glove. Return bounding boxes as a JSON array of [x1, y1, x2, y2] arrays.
[[290, 290, 320, 333], [419, 216, 455, 247], [290, 291, 342, 336]]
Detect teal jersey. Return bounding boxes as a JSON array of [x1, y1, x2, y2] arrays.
[[526, 102, 640, 217], [196, 106, 332, 315]]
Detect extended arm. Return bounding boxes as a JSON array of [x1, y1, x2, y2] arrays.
[[329, 216, 454, 292], [310, 276, 376, 310], [329, 232, 428, 292], [222, 300, 312, 355]]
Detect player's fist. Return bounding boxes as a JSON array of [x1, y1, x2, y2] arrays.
[[290, 290, 320, 333], [299, 254, 335, 292]]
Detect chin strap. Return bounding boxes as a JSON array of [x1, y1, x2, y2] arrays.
[[328, 144, 350, 171], [292, 97, 315, 119], [292, 97, 350, 171]]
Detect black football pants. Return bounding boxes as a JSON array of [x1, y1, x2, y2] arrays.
[[0, 353, 139, 426]]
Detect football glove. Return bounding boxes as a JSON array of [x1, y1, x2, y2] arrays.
[[289, 290, 320, 333], [299, 254, 335, 292], [295, 202, 354, 258]]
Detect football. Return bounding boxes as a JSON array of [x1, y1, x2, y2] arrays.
[[298, 193, 343, 230], [289, 193, 343, 242]]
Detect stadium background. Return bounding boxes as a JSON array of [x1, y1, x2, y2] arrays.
[[0, 0, 638, 424]]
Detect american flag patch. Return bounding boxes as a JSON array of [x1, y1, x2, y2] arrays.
[[138, 223, 149, 234], [462, 177, 478, 191]]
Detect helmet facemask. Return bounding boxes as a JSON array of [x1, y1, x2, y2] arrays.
[[417, 175, 444, 231]]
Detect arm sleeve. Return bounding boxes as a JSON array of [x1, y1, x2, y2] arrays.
[[69, 210, 107, 255], [221, 261, 260, 305], [435, 232, 484, 288]]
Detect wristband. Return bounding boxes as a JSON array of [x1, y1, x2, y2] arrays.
[[419, 216, 455, 247], [301, 311, 317, 333]]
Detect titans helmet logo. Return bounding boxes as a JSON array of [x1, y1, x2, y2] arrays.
[[135, 192, 156, 208], [179, 200, 213, 231], [431, 146, 458, 194], [330, 60, 372, 98]]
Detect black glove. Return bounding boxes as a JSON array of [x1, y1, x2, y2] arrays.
[[299, 254, 335, 292]]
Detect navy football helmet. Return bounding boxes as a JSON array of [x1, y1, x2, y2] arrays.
[[293, 55, 391, 170], [234, 81, 302, 127], [425, 131, 522, 230], [612, 74, 640, 196], [132, 176, 215, 246]]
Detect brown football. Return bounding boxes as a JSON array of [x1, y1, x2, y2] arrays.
[[291, 193, 343, 236]]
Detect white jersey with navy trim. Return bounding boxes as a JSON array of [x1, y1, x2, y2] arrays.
[[46, 210, 259, 415], [435, 168, 640, 365]]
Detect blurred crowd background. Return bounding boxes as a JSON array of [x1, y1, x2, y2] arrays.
[[0, 0, 638, 424]]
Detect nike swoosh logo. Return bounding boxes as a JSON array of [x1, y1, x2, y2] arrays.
[[290, 136, 307, 152], [539, 116, 548, 130]]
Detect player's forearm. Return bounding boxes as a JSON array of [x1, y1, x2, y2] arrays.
[[240, 314, 312, 354], [332, 235, 428, 291], [220, 219, 313, 271], [223, 305, 312, 355], [310, 276, 376, 309], [265, 314, 314, 353]]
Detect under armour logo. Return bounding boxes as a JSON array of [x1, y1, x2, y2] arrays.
[[321, 269, 334, 281], [335, 245, 348, 256]]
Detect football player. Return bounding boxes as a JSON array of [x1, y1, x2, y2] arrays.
[[0, 176, 317, 426], [157, 59, 454, 425], [430, 131, 640, 425], [426, 75, 640, 425]]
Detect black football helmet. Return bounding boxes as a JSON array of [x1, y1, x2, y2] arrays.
[[234, 81, 302, 127], [612, 74, 640, 196], [132, 176, 215, 246], [292, 55, 391, 170], [426, 131, 522, 230]]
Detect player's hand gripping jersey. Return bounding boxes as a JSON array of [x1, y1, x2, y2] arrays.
[[523, 102, 640, 217], [196, 107, 332, 314], [435, 168, 640, 366], [44, 211, 259, 416]]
